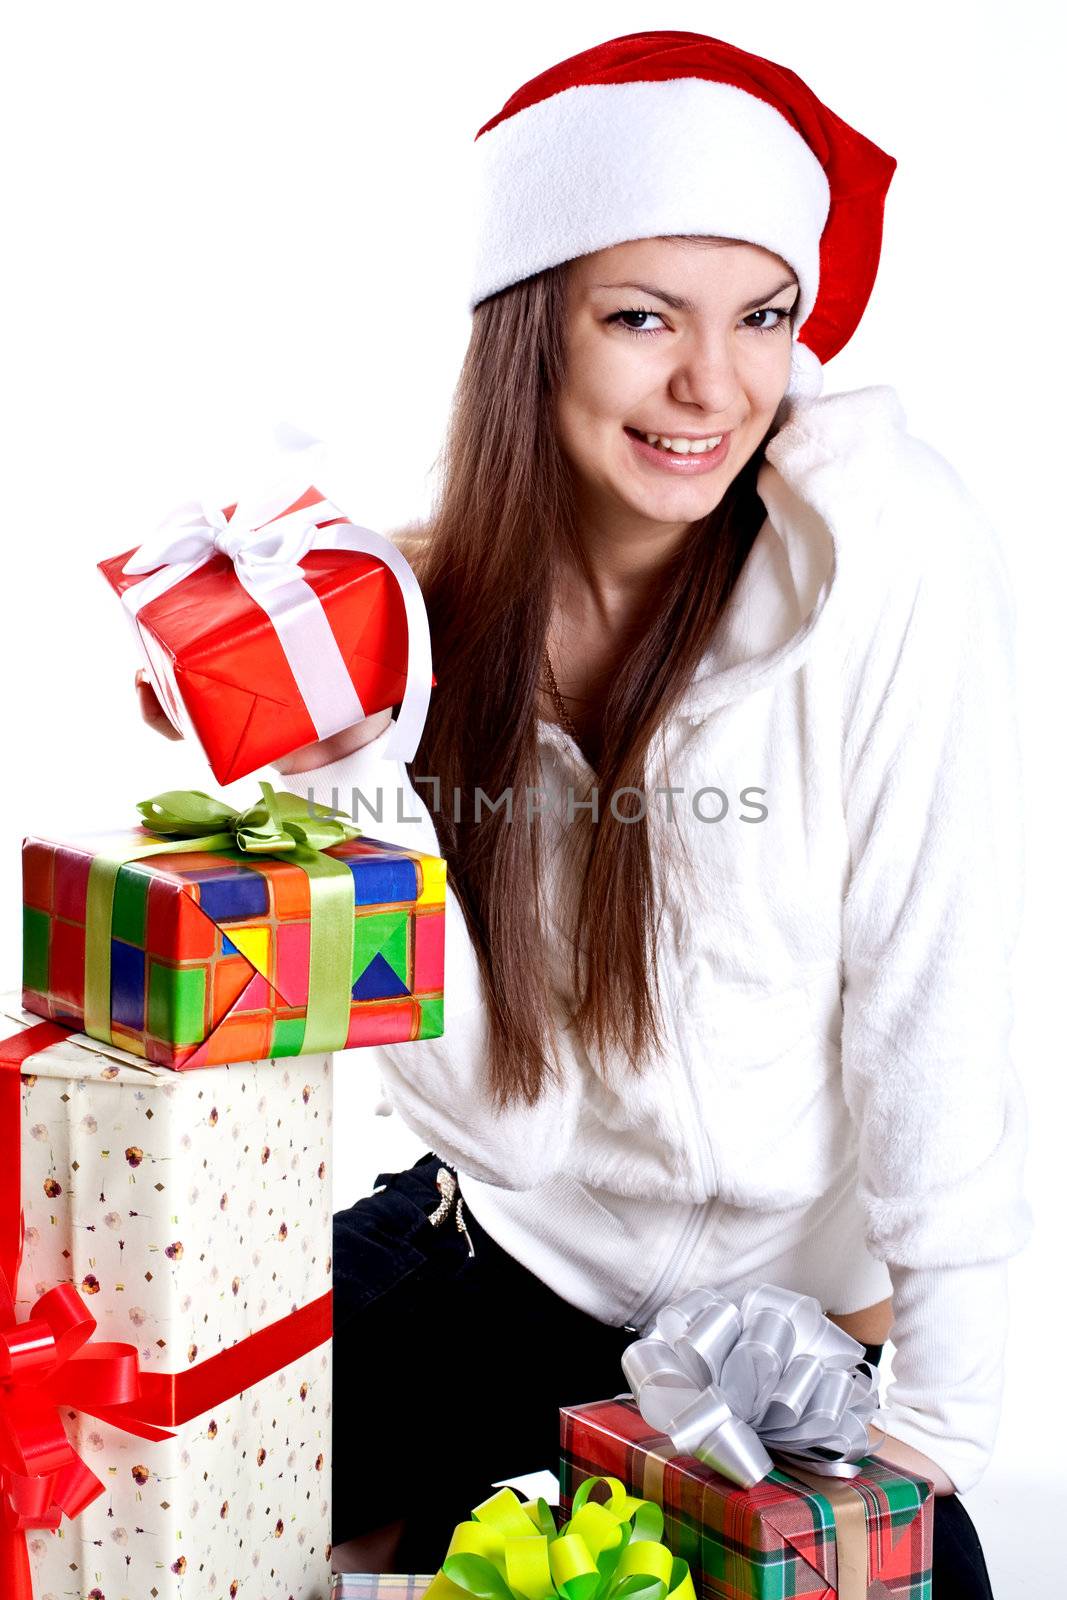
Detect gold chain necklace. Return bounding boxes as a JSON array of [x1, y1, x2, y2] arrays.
[[541, 644, 579, 741]]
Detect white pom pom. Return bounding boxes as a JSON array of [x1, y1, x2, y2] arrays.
[[785, 340, 824, 399]]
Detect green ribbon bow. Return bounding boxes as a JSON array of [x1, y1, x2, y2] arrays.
[[423, 1476, 696, 1600], [83, 782, 362, 1057]]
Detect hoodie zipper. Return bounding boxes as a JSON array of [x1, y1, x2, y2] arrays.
[[626, 919, 722, 1330], [543, 720, 722, 1333], [626, 1199, 711, 1331], [625, 1065, 720, 1329]]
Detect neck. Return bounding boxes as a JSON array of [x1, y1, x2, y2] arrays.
[[568, 494, 691, 631]]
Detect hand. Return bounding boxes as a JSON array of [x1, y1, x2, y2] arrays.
[[135, 669, 184, 741], [867, 1424, 956, 1496], [134, 665, 395, 771], [272, 708, 395, 775]]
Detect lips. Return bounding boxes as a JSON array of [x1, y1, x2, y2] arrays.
[[629, 428, 723, 452], [624, 426, 730, 474]]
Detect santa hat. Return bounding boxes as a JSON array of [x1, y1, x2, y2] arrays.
[[469, 30, 897, 396]]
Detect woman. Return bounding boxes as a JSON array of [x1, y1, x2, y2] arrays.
[[140, 29, 1027, 1597]]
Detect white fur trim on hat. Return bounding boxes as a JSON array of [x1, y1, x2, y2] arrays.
[[471, 77, 831, 324], [785, 338, 824, 399]]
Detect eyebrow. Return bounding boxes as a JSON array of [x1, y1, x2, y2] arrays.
[[592, 278, 800, 313]]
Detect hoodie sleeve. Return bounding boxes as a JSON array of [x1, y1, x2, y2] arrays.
[[270, 731, 584, 1189], [837, 438, 1032, 1494]]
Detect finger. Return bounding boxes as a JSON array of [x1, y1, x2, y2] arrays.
[[135, 673, 184, 740], [135, 675, 163, 716]]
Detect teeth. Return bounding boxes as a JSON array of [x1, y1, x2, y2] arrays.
[[643, 432, 723, 455]]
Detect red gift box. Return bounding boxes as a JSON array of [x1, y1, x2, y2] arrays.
[[101, 484, 435, 784]]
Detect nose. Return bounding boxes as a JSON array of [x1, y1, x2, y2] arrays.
[[667, 325, 741, 416]]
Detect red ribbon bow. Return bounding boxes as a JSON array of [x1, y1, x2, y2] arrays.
[[1, 1023, 172, 1600]]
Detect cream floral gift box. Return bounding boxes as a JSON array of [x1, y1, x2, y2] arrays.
[[0, 995, 333, 1600]]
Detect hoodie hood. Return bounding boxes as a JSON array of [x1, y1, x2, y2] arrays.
[[673, 383, 909, 722]]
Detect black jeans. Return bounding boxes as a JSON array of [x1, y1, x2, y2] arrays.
[[333, 1154, 996, 1597]]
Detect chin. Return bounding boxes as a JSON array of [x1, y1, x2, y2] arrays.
[[629, 486, 729, 525]]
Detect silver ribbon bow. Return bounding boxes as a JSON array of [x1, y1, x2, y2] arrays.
[[621, 1284, 880, 1489]]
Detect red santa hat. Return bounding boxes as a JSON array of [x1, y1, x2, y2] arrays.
[[469, 30, 897, 396]]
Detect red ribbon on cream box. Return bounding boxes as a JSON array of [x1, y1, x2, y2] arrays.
[[0, 1000, 333, 1600], [100, 435, 436, 785]]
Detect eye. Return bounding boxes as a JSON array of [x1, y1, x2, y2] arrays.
[[742, 304, 796, 334], [606, 308, 667, 338]]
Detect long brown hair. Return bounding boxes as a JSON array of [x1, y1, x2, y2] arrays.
[[402, 258, 773, 1108]]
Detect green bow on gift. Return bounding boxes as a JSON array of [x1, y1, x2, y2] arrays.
[[83, 781, 362, 1056], [423, 1476, 696, 1600], [135, 782, 361, 856]]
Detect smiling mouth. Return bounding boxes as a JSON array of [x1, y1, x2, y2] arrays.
[[624, 426, 727, 456]]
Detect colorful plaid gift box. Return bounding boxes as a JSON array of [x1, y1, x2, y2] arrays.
[[330, 1577, 436, 1600], [560, 1398, 932, 1600], [22, 822, 445, 1068]]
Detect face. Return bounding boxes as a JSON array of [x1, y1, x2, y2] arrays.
[[554, 237, 799, 541]]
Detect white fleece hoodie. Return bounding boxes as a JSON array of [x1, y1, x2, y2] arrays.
[[275, 384, 1031, 1495]]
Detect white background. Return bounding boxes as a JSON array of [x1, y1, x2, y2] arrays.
[[2, 3, 1063, 1591]]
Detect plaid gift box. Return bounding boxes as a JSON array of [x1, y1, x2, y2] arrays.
[[22, 824, 445, 1067], [330, 1577, 436, 1600], [560, 1398, 932, 1600]]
